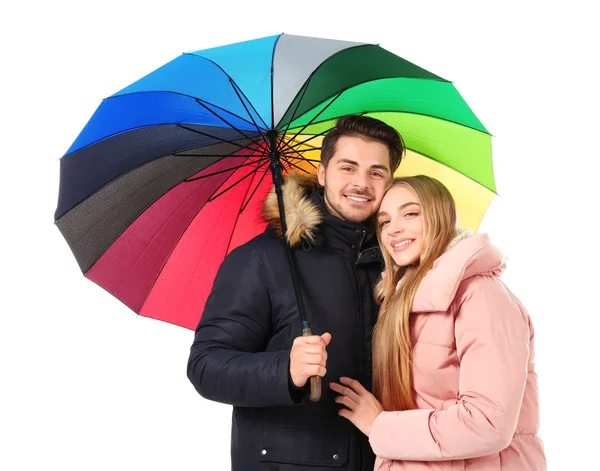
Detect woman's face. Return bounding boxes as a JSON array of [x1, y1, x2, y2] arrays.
[[377, 184, 425, 267]]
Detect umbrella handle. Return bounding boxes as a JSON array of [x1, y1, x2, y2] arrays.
[[302, 330, 322, 402], [309, 376, 322, 402]]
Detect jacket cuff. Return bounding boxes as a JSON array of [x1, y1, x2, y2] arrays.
[[286, 357, 309, 404], [369, 409, 441, 460]]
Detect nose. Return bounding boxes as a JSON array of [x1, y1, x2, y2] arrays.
[[352, 170, 370, 190], [387, 218, 403, 235]]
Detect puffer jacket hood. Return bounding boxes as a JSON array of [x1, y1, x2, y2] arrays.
[[413, 232, 506, 313], [262, 172, 322, 247]]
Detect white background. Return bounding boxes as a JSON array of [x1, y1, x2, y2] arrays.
[[2, 1, 598, 469]]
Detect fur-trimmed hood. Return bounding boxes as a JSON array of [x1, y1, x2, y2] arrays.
[[412, 232, 506, 313], [262, 172, 324, 247]]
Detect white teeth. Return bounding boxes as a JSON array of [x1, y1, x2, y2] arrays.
[[346, 196, 369, 203], [393, 240, 413, 248]]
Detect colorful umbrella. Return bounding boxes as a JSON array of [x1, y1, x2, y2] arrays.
[[55, 33, 495, 335]]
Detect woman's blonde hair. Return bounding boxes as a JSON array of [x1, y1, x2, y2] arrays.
[[373, 175, 458, 411]]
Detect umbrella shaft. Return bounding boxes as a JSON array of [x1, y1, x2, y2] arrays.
[[268, 132, 310, 332]]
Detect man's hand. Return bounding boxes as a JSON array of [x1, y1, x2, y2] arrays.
[[289, 332, 331, 388], [330, 377, 383, 437]]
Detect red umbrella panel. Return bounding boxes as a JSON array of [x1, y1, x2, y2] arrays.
[[86, 148, 280, 329]]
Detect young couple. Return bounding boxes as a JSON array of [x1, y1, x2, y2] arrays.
[[187, 115, 546, 470]]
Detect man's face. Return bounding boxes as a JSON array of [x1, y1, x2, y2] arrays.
[[317, 135, 393, 223]]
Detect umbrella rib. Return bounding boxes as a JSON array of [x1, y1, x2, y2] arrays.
[[278, 137, 301, 156], [176, 124, 262, 151], [199, 98, 266, 130], [184, 158, 268, 182], [283, 111, 367, 151], [99, 150, 252, 312], [287, 155, 317, 170], [222, 162, 271, 259], [186, 174, 257, 309], [105, 89, 264, 130], [135, 156, 261, 317], [58, 136, 256, 222], [280, 155, 321, 164], [274, 43, 380, 131], [228, 78, 270, 130], [403, 149, 497, 194], [280, 154, 311, 174], [269, 34, 284, 133], [281, 135, 321, 150], [275, 58, 449, 131], [278, 140, 318, 169], [238, 164, 271, 214], [279, 90, 345, 149], [195, 99, 266, 149], [285, 125, 335, 151], [287, 108, 492, 137], [63, 152, 225, 252], [228, 79, 270, 139], [280, 146, 322, 154], [207, 159, 271, 203], [173, 152, 267, 158], [180, 52, 270, 130], [278, 76, 313, 139]]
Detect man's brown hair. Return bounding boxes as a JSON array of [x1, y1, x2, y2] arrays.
[[320, 115, 405, 172]]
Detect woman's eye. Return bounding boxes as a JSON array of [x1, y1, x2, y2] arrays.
[[379, 220, 390, 228], [405, 212, 419, 217]]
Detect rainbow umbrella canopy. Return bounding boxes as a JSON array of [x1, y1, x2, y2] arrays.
[[55, 33, 495, 331]]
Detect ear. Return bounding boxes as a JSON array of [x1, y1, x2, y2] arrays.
[[317, 163, 326, 186]]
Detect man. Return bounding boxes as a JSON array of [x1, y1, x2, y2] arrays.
[[187, 115, 404, 470]]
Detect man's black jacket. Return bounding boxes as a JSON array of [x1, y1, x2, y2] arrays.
[[187, 173, 383, 470]]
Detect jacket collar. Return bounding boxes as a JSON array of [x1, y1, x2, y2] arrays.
[[262, 172, 381, 263], [411, 232, 506, 312], [309, 189, 378, 256]]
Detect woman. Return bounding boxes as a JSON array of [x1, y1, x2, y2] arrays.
[[330, 176, 546, 470]]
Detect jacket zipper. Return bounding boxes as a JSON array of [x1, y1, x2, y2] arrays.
[[354, 229, 367, 380], [355, 229, 367, 471]]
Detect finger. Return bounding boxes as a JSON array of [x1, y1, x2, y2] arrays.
[[338, 408, 352, 420], [340, 377, 366, 394], [321, 332, 332, 346], [296, 345, 328, 357], [294, 335, 325, 346], [304, 365, 327, 378], [329, 382, 360, 402], [291, 343, 326, 357], [334, 394, 357, 410], [293, 335, 324, 347], [298, 353, 327, 367]]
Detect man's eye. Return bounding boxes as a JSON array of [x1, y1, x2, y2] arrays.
[[371, 172, 383, 178]]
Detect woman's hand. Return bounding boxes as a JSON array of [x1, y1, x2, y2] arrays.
[[330, 377, 383, 437]]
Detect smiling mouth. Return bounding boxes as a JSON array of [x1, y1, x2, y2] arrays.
[[392, 239, 415, 250], [344, 195, 372, 204]]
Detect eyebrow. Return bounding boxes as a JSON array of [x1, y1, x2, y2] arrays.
[[377, 202, 421, 218], [336, 158, 391, 173]]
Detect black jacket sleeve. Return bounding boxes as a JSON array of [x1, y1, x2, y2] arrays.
[[187, 243, 298, 407]]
